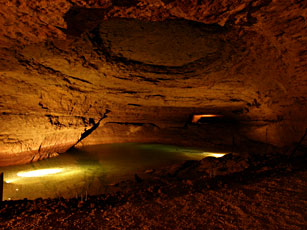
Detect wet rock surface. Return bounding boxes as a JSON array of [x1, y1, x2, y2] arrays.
[[0, 153, 306, 229]]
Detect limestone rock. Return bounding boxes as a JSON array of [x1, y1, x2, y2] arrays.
[[0, 0, 306, 166]]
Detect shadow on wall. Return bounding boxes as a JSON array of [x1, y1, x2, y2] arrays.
[[63, 7, 108, 36], [62, 5, 224, 37], [63, 0, 139, 36]]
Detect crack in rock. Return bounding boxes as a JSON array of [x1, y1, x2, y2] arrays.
[[73, 109, 111, 147]]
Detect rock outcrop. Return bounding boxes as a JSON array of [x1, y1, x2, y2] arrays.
[[0, 0, 306, 166]]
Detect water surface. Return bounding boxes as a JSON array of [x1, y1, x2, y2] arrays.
[[0, 143, 226, 200]]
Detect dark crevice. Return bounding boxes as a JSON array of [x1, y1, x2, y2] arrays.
[[130, 75, 160, 84], [111, 74, 162, 84], [112, 0, 139, 7], [67, 85, 91, 93], [67, 76, 92, 85], [45, 115, 61, 127], [128, 103, 141, 107], [16, 53, 92, 85], [106, 88, 147, 95], [38, 102, 48, 110], [38, 143, 42, 153], [73, 109, 111, 147], [121, 91, 138, 95], [30, 155, 35, 163]]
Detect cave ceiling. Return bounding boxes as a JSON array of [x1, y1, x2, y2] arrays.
[[0, 0, 306, 166]]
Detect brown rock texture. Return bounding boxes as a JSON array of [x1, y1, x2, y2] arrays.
[[0, 0, 306, 166]]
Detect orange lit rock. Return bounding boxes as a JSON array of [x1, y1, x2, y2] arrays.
[[0, 0, 306, 166]]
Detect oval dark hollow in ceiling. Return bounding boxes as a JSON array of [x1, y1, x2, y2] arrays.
[[0, 0, 306, 167], [99, 19, 226, 67]]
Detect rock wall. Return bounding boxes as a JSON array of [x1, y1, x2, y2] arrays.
[[0, 0, 306, 166]]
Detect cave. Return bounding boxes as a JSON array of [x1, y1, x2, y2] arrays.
[[0, 0, 306, 229]]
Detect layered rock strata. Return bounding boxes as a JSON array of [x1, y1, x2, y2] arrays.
[[0, 0, 306, 166]]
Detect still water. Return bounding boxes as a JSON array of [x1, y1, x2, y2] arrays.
[[1, 143, 226, 200]]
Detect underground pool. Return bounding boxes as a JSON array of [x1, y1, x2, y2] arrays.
[[0, 143, 227, 201]]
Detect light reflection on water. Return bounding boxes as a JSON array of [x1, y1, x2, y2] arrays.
[[0, 143, 227, 200]]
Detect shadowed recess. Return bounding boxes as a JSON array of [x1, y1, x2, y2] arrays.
[[99, 18, 226, 67]]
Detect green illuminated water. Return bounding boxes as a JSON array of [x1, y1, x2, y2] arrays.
[[0, 143, 226, 200]]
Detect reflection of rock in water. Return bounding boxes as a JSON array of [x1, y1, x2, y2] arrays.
[[1, 143, 228, 200], [71, 147, 108, 196]]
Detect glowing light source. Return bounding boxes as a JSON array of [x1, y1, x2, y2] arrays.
[[4, 167, 83, 185], [17, 168, 63, 178], [192, 114, 223, 123], [202, 152, 226, 158]]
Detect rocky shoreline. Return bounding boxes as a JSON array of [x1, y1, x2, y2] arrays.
[[1, 151, 306, 229]]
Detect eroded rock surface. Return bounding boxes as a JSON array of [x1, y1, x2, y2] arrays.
[[0, 0, 306, 166]]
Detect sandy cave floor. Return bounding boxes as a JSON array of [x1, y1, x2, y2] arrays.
[[0, 154, 306, 230]]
